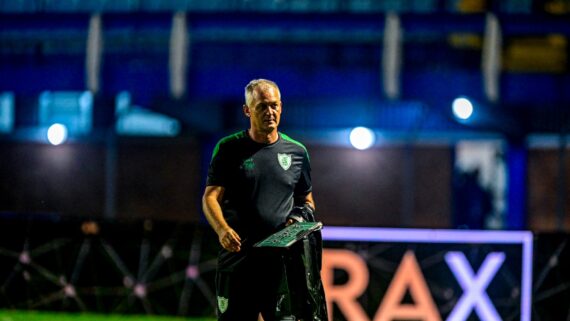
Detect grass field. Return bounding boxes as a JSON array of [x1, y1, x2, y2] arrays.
[[0, 310, 216, 321]]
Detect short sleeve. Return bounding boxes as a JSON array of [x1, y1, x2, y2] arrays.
[[294, 150, 312, 196], [206, 141, 229, 187]]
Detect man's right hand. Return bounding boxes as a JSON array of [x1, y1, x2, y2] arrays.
[[219, 227, 242, 252]]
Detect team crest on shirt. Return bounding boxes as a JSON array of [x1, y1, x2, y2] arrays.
[[217, 296, 228, 313], [241, 158, 255, 171], [277, 153, 292, 170]]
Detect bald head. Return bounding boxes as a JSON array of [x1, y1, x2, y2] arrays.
[[244, 79, 281, 107]]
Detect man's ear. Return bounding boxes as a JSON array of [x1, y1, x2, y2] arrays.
[[243, 104, 250, 117]]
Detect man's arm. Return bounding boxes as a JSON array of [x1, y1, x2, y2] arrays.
[[202, 185, 242, 252], [295, 192, 315, 211], [287, 192, 316, 225]]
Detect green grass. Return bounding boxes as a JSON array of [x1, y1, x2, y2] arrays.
[[0, 310, 216, 321]]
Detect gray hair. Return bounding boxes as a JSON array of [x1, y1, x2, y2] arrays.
[[244, 79, 281, 107]]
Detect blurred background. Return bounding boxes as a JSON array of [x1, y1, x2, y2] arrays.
[[1, 0, 570, 320]]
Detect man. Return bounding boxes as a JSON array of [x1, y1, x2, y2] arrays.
[[202, 79, 326, 321]]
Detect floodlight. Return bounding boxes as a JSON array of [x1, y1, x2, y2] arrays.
[[47, 123, 68, 145], [349, 127, 375, 150], [452, 97, 474, 121]]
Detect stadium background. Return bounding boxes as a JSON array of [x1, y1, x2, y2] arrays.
[[1, 0, 570, 320]]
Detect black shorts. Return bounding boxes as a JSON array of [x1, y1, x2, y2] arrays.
[[215, 247, 305, 321]]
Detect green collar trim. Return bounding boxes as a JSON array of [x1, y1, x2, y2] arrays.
[[211, 130, 246, 160]]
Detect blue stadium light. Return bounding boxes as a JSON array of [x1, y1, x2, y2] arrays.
[[116, 109, 181, 137], [452, 97, 474, 121], [47, 123, 68, 146], [39, 91, 93, 135], [0, 92, 15, 133], [349, 127, 375, 150], [115, 91, 181, 137]]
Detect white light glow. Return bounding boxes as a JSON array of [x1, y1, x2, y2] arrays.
[[47, 123, 68, 146], [349, 127, 375, 150], [452, 98, 474, 120]]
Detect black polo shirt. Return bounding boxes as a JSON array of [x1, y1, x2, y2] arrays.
[[207, 130, 312, 244]]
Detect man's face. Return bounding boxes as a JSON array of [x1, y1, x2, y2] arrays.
[[245, 85, 282, 134]]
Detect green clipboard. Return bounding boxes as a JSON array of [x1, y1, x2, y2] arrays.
[[254, 221, 323, 248]]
